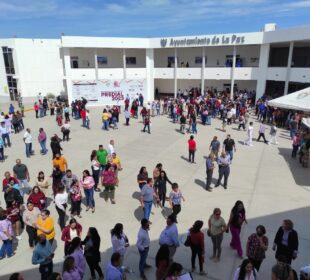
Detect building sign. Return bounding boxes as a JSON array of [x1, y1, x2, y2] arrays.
[[160, 34, 245, 48], [72, 79, 147, 105]]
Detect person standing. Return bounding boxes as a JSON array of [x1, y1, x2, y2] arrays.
[[188, 135, 196, 163], [159, 214, 180, 263], [0, 137, 4, 162], [154, 171, 168, 207], [80, 170, 95, 212], [35, 210, 56, 245], [0, 210, 14, 259], [111, 223, 129, 258], [50, 135, 62, 159], [273, 219, 299, 265], [169, 183, 185, 223], [62, 256, 81, 280], [205, 153, 215, 192], [90, 150, 101, 192], [268, 122, 279, 145], [223, 134, 236, 161], [23, 128, 33, 157], [52, 153, 68, 175], [54, 186, 68, 230], [22, 201, 41, 248], [82, 227, 104, 280], [0, 121, 11, 147], [209, 136, 220, 159], [137, 167, 148, 190], [208, 208, 227, 262], [96, 145, 108, 170], [38, 128, 47, 155], [61, 169, 78, 192], [69, 180, 82, 218], [61, 120, 70, 142], [67, 237, 86, 279], [228, 201, 247, 258], [215, 150, 231, 189], [140, 178, 158, 222], [13, 159, 31, 196], [124, 109, 130, 126], [257, 123, 268, 143], [61, 218, 82, 255], [142, 115, 151, 134], [32, 234, 54, 280], [246, 225, 268, 271], [101, 164, 117, 204], [108, 139, 115, 157], [137, 218, 151, 280], [189, 220, 206, 275], [292, 133, 300, 158], [106, 252, 123, 280], [244, 122, 254, 146]]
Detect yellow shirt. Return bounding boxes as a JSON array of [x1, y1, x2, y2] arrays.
[[52, 156, 67, 172], [112, 156, 121, 169], [102, 112, 109, 121], [36, 216, 55, 240]]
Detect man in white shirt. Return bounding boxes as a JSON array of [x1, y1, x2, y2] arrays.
[[244, 122, 254, 146], [136, 218, 151, 280], [23, 128, 33, 157], [257, 123, 268, 144], [0, 121, 11, 147], [108, 140, 115, 157]]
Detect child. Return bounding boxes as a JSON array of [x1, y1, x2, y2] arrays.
[[169, 183, 185, 223], [69, 180, 82, 218]]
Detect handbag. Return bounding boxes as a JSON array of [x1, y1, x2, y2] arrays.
[[184, 234, 191, 247]]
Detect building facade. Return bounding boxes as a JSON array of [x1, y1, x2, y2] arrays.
[[1, 23, 310, 104]]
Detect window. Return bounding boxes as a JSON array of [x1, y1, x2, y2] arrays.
[[97, 56, 108, 65], [195, 56, 207, 64], [126, 57, 136, 65], [269, 47, 289, 67], [2, 49, 15, 74], [70, 56, 79, 68]]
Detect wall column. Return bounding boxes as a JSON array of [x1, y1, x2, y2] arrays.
[[94, 50, 98, 81], [201, 47, 205, 95], [256, 43, 270, 100], [174, 48, 178, 98], [146, 49, 154, 101], [284, 41, 294, 95], [123, 49, 126, 79], [62, 48, 72, 103], [230, 45, 236, 99]]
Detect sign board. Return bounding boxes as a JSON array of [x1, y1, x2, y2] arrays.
[[72, 79, 147, 105]]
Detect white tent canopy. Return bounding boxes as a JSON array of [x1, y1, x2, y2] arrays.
[[268, 87, 310, 112]]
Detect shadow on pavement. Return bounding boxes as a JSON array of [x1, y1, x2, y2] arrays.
[[278, 147, 310, 187]]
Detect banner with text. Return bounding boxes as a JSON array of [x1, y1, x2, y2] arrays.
[[72, 79, 147, 105]]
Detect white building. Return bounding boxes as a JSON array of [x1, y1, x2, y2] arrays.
[[1, 23, 310, 105]]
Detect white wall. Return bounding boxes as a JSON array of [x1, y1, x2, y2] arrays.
[[14, 39, 64, 98], [154, 45, 260, 67]]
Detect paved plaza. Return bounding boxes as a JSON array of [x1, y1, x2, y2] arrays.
[[0, 105, 310, 280]]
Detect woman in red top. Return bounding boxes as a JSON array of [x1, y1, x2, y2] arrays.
[[189, 220, 206, 275], [188, 135, 196, 163], [6, 200, 22, 240], [61, 218, 82, 255], [27, 186, 46, 210], [101, 163, 117, 204]]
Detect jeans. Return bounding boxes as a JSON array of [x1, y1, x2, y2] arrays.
[[64, 112, 70, 121], [2, 133, 11, 147], [226, 150, 234, 161], [56, 205, 66, 230], [82, 118, 86, 127], [112, 117, 118, 129], [103, 120, 109, 130], [0, 239, 13, 257], [25, 142, 32, 157], [40, 140, 47, 154], [39, 109, 44, 118], [85, 119, 90, 129], [143, 201, 152, 220], [190, 245, 203, 272], [84, 188, 95, 208], [39, 261, 53, 280], [71, 200, 81, 215], [292, 145, 299, 158], [26, 225, 37, 247], [189, 150, 195, 163], [143, 124, 150, 133], [192, 123, 197, 134], [217, 166, 230, 187], [211, 234, 223, 258], [86, 256, 103, 278], [172, 204, 181, 221], [18, 179, 31, 196], [139, 247, 149, 276], [0, 147, 4, 160], [290, 129, 296, 140], [206, 170, 213, 189], [92, 169, 100, 188]]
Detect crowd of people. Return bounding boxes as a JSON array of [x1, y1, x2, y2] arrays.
[[0, 90, 309, 280]]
